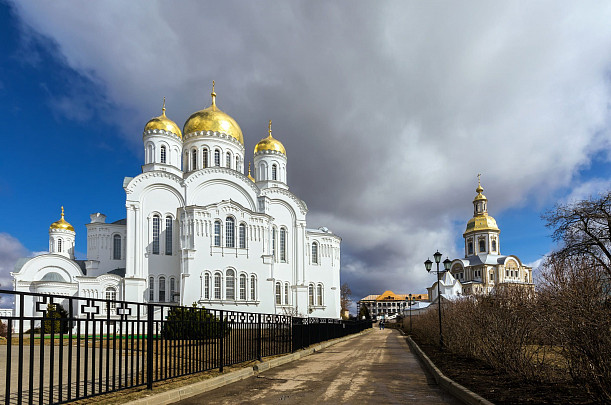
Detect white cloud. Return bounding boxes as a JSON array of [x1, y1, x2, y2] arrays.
[[564, 178, 611, 204], [8, 1, 611, 301]]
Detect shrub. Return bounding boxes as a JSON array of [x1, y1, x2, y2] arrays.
[[0, 320, 7, 337], [161, 304, 229, 340], [43, 303, 70, 334]]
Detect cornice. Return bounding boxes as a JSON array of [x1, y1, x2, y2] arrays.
[[184, 130, 245, 151], [125, 170, 185, 195], [185, 167, 260, 194], [261, 187, 308, 215], [143, 129, 182, 143]]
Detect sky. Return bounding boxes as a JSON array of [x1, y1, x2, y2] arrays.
[[1, 1, 610, 307]]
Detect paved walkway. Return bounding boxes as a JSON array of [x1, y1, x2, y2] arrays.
[[176, 328, 460, 404]]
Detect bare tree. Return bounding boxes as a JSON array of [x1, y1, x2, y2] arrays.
[[543, 191, 611, 277], [340, 283, 352, 314]]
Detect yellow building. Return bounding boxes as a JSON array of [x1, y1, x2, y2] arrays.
[[357, 290, 428, 319]]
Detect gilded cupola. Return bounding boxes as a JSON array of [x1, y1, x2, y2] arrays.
[[50, 206, 75, 232], [144, 98, 182, 138], [247, 162, 255, 182], [464, 176, 499, 235], [254, 120, 286, 155], [183, 81, 244, 144]]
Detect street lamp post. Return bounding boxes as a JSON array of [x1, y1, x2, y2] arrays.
[[407, 293, 415, 334], [424, 252, 452, 349]]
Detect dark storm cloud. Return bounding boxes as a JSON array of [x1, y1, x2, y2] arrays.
[[9, 0, 611, 300]]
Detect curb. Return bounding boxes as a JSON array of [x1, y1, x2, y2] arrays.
[[125, 328, 373, 405], [399, 331, 494, 405]]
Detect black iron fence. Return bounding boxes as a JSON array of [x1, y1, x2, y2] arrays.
[[0, 289, 370, 405]]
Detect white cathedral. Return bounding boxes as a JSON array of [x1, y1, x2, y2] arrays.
[[11, 84, 341, 319]]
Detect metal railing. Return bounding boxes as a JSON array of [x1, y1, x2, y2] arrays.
[[0, 289, 370, 405]]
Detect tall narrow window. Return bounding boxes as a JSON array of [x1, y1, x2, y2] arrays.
[[214, 220, 221, 246], [250, 275, 256, 300], [468, 241, 473, 255], [272, 164, 277, 180], [106, 287, 117, 310], [191, 149, 197, 170], [214, 149, 220, 166], [280, 228, 287, 262], [272, 228, 277, 260], [184, 152, 189, 171], [204, 273, 210, 299], [113, 234, 121, 260], [159, 276, 166, 302], [149, 276, 155, 301], [284, 283, 289, 305], [317, 284, 323, 306], [239, 274, 246, 300], [214, 273, 221, 299], [160, 145, 167, 163], [226, 269, 235, 300], [308, 284, 314, 306], [311, 242, 318, 264], [492, 240, 497, 252], [152, 215, 160, 254], [58, 238, 63, 253], [169, 277, 175, 302], [275, 282, 281, 305], [235, 156, 239, 171], [202, 148, 208, 168], [226, 217, 235, 247], [226, 152, 231, 168], [479, 240, 486, 253], [239, 223, 246, 248], [165, 216, 173, 255]]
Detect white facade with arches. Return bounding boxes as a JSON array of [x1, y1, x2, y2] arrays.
[[11, 87, 341, 319]]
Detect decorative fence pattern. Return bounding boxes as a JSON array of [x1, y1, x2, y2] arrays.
[[0, 289, 370, 405]]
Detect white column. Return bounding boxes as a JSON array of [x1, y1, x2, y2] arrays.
[[125, 204, 135, 277]]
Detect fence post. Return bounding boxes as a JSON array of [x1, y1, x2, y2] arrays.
[[219, 310, 224, 372], [146, 304, 154, 390], [257, 313, 262, 361]]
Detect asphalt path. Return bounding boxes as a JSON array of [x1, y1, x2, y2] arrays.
[[175, 328, 460, 404]]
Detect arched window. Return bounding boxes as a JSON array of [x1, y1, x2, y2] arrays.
[[202, 148, 209, 168], [159, 276, 166, 302], [311, 242, 319, 264], [239, 223, 246, 248], [250, 275, 256, 300], [191, 149, 198, 170], [272, 164, 277, 180], [271, 227, 277, 260], [204, 273, 210, 299], [113, 234, 121, 260], [152, 215, 160, 254], [147, 143, 154, 164], [284, 282, 289, 305], [468, 241, 473, 255], [308, 284, 314, 306], [214, 273, 221, 299], [214, 149, 221, 166], [184, 152, 189, 171], [58, 238, 63, 253], [226, 151, 232, 168], [165, 216, 173, 255], [106, 287, 117, 310], [235, 156, 239, 171], [226, 217, 235, 247], [149, 276, 155, 301], [275, 282, 282, 305], [279, 228, 287, 262], [169, 277, 176, 302], [160, 145, 167, 163], [317, 284, 323, 306], [479, 239, 486, 253], [239, 274, 246, 300], [214, 220, 221, 246], [492, 239, 497, 252], [226, 269, 235, 300]]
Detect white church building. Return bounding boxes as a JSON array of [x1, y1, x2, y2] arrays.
[[11, 85, 341, 319]]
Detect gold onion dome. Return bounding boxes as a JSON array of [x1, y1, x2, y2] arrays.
[[183, 81, 244, 144], [247, 162, 255, 182], [50, 206, 75, 232], [254, 120, 286, 155], [144, 98, 182, 138], [465, 177, 499, 234]]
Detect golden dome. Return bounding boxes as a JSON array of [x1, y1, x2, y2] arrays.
[[50, 206, 75, 232], [144, 98, 182, 138], [183, 82, 244, 144], [465, 214, 499, 234], [247, 162, 255, 182], [254, 120, 286, 155]]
